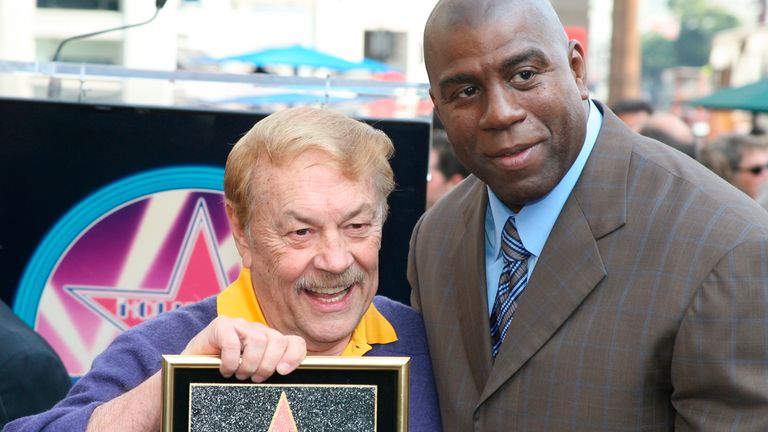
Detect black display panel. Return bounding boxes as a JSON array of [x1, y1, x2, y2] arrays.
[[0, 98, 428, 308]]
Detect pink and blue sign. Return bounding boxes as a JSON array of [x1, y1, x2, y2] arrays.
[[14, 167, 241, 377]]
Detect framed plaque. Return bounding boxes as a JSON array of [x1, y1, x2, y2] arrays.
[[161, 355, 409, 432]]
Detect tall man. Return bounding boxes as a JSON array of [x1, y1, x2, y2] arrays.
[[5, 107, 440, 431], [409, 0, 768, 430]]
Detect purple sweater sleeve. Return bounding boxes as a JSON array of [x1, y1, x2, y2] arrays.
[[4, 296, 439, 431], [2, 298, 217, 432]]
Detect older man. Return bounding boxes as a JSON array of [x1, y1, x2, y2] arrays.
[[5, 107, 440, 431], [409, 0, 768, 430]]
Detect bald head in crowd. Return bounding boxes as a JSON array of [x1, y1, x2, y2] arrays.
[[639, 112, 697, 158]]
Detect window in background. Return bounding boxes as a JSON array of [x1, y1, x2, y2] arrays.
[[364, 30, 407, 72], [36, 38, 122, 65], [37, 0, 120, 11]]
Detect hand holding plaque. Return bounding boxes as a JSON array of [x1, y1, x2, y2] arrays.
[[162, 355, 409, 432], [181, 316, 306, 382]]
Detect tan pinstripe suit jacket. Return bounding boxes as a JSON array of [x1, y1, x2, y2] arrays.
[[408, 103, 768, 431]]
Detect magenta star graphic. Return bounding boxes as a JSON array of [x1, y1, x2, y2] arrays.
[[66, 198, 230, 331]]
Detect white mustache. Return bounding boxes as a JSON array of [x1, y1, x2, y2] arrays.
[[294, 266, 365, 293]]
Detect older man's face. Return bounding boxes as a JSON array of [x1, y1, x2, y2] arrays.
[[233, 150, 382, 355]]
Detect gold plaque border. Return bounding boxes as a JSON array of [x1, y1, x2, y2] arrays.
[[161, 355, 409, 432]]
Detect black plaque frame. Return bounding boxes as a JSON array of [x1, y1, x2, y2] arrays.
[[161, 355, 409, 432]]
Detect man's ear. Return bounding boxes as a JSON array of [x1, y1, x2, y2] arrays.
[[447, 173, 465, 186], [225, 201, 252, 268], [568, 40, 589, 100]]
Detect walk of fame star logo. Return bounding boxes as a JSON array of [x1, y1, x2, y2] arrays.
[[268, 391, 299, 432], [65, 198, 229, 331]]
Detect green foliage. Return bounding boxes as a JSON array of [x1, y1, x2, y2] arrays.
[[642, 33, 676, 80], [675, 7, 740, 66], [643, 0, 741, 75], [668, 0, 711, 16]]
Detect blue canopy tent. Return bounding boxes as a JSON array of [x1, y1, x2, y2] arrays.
[[355, 58, 399, 73], [215, 45, 398, 74], [219, 45, 360, 71]]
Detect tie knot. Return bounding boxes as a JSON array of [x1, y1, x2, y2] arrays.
[[501, 217, 531, 263]]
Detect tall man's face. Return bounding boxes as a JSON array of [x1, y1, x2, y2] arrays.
[[228, 149, 382, 355], [425, 1, 590, 211]]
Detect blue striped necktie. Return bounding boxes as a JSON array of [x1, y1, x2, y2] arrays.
[[490, 217, 531, 358]]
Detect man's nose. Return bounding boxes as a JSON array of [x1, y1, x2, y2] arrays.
[[479, 85, 526, 130], [313, 232, 354, 274]]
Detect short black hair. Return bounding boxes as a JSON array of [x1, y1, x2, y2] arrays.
[[432, 129, 469, 178], [611, 98, 654, 116], [639, 125, 696, 158]]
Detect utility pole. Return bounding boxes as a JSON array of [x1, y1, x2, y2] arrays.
[[608, 0, 641, 106]]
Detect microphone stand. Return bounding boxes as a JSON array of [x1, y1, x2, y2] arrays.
[[47, 3, 165, 99]]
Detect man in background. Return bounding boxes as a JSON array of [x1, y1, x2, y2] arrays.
[[611, 97, 654, 131], [702, 133, 768, 200], [639, 111, 697, 158], [0, 300, 70, 429], [426, 128, 469, 208]]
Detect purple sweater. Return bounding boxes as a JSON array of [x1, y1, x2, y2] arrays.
[[3, 296, 441, 431]]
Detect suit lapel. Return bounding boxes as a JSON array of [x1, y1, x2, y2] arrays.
[[453, 179, 494, 393], [479, 194, 606, 402], [478, 102, 632, 403]]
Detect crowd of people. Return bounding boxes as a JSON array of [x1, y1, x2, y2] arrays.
[[612, 97, 768, 209], [4, 0, 768, 431]]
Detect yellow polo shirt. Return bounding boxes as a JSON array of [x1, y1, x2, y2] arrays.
[[216, 269, 397, 356]]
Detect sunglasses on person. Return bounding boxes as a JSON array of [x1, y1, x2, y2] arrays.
[[739, 163, 768, 176]]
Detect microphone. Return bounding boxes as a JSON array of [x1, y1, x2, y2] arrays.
[[48, 0, 167, 98], [52, 0, 167, 62]]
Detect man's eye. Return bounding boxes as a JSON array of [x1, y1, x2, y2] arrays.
[[347, 223, 374, 235], [450, 86, 479, 100], [294, 228, 310, 236], [458, 86, 478, 98], [512, 70, 536, 83]]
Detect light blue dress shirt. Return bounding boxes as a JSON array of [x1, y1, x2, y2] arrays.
[[484, 100, 603, 314]]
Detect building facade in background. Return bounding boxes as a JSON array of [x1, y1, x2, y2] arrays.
[[0, 0, 591, 81]]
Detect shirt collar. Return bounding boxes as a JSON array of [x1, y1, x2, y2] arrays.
[[216, 268, 397, 356], [487, 99, 602, 259]]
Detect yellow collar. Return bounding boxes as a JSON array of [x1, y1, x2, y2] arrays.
[[216, 268, 397, 356]]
